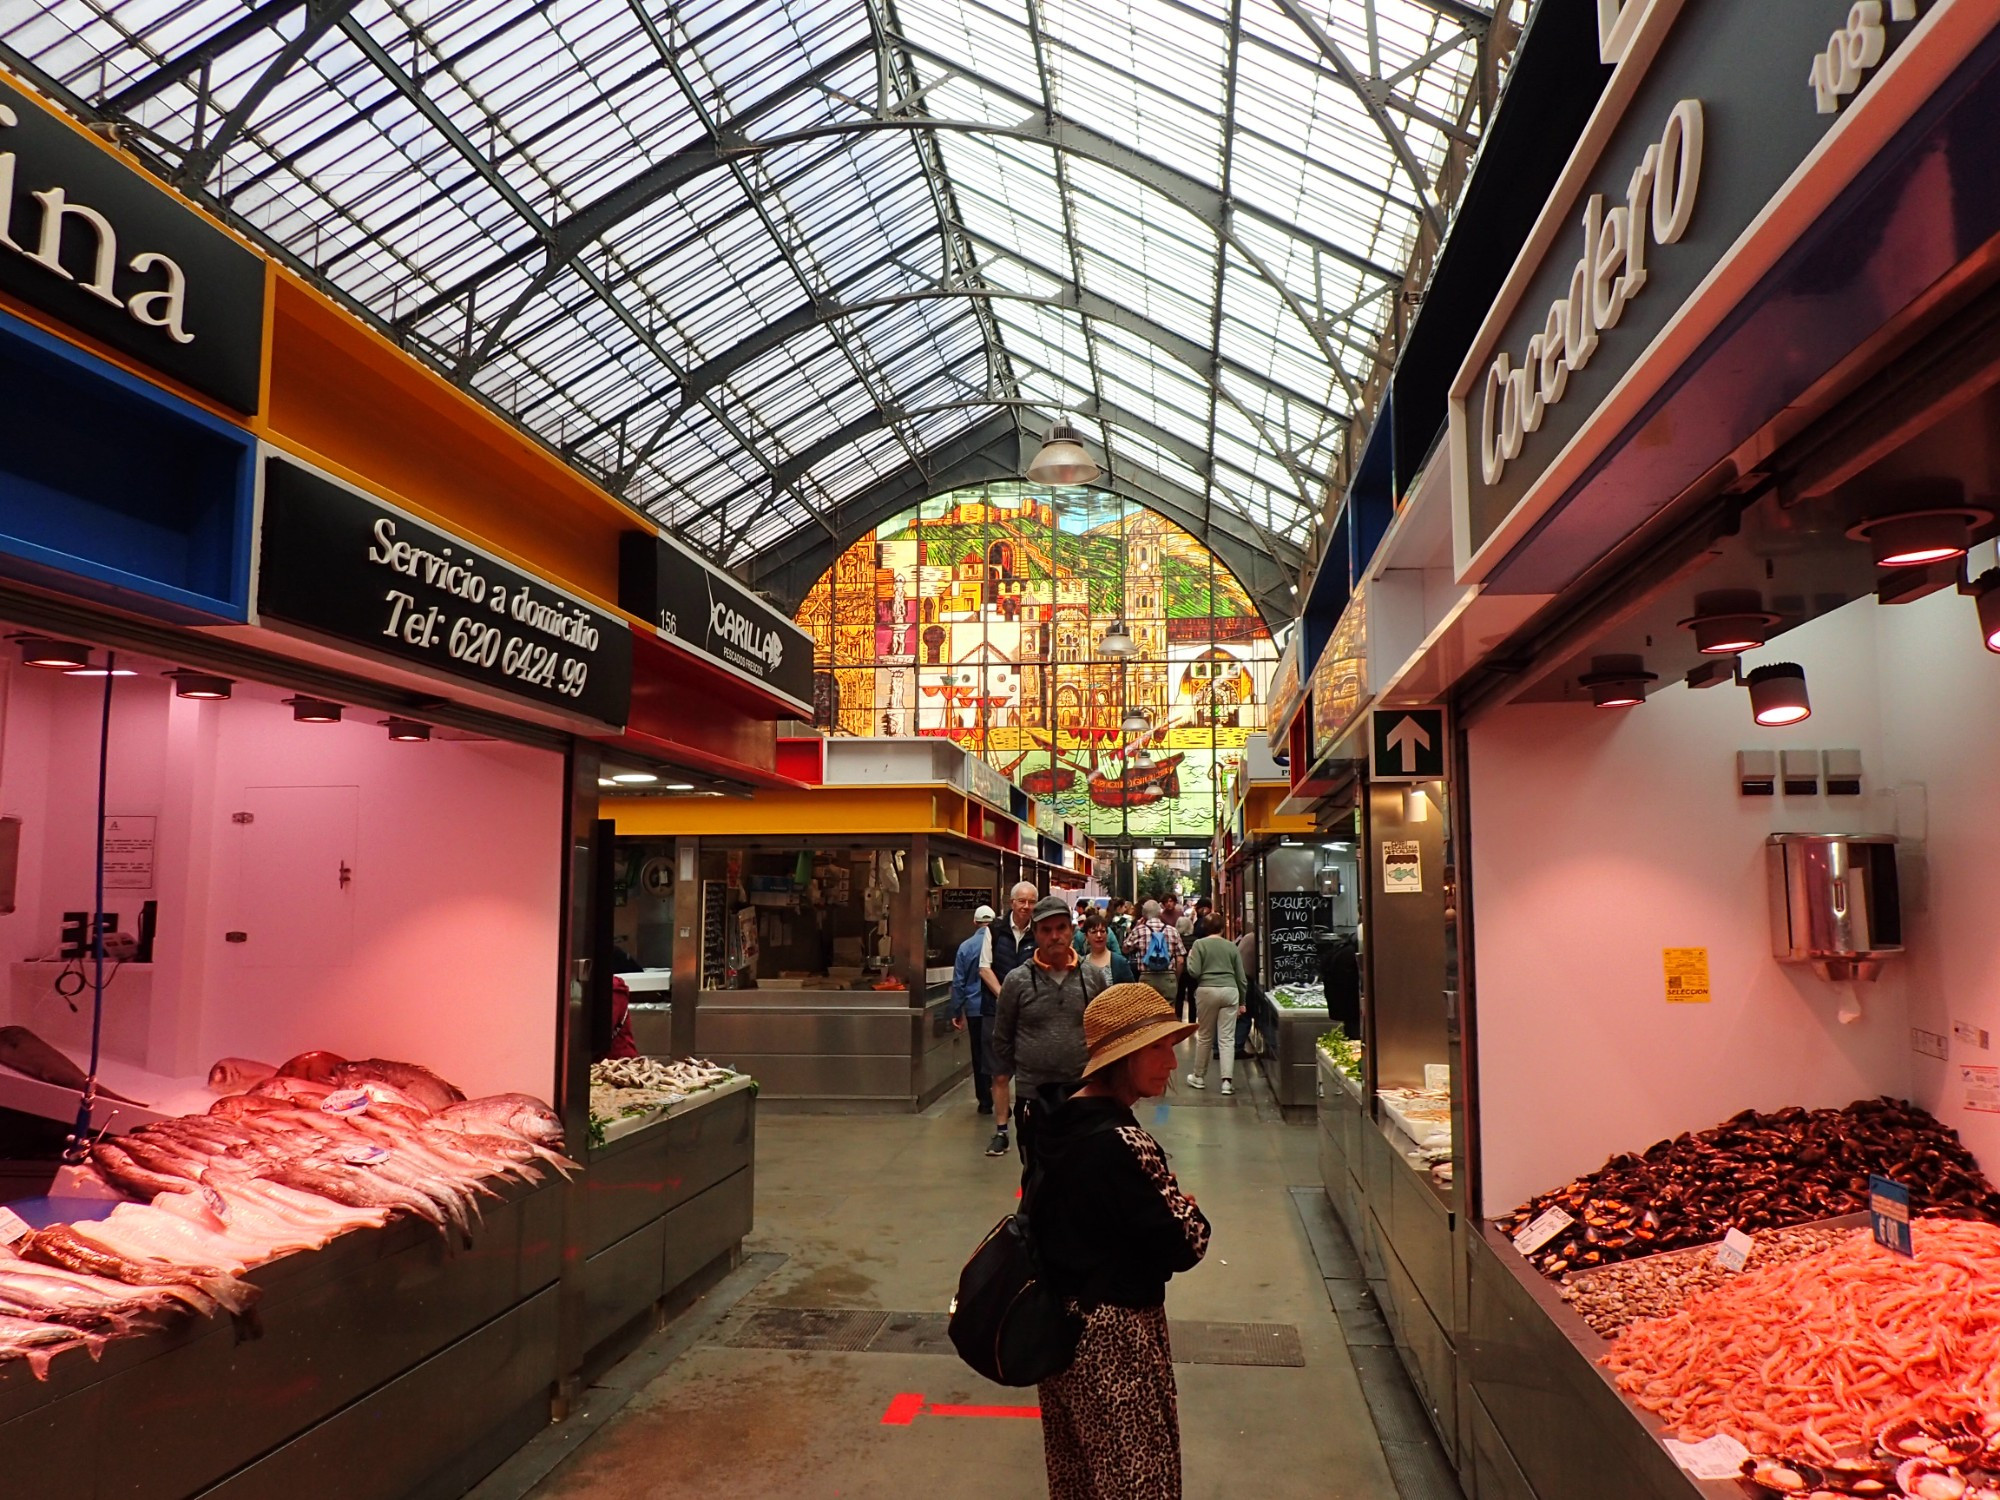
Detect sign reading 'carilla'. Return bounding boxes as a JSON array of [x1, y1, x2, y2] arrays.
[[1479, 99, 1703, 488], [259, 457, 634, 726], [0, 76, 265, 413], [618, 531, 814, 710]]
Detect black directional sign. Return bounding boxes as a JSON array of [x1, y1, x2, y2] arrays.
[[1369, 706, 1447, 782]]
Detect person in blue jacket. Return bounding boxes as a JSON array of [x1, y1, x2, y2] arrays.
[[951, 903, 1003, 1116]]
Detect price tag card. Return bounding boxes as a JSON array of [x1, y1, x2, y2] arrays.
[[1663, 1432, 1750, 1480], [1423, 1063, 1451, 1093], [1715, 1227, 1755, 1273], [0, 1205, 32, 1245], [1869, 1174, 1913, 1257], [1512, 1206, 1574, 1256]]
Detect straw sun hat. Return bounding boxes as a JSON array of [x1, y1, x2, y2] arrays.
[[1080, 983, 1198, 1077]]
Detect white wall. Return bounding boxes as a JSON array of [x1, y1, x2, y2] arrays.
[[1876, 586, 2000, 1172], [0, 663, 562, 1103], [1470, 603, 1913, 1214]]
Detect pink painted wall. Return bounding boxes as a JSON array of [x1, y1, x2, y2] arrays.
[[1468, 603, 1913, 1216]]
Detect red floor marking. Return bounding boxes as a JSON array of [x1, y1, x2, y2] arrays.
[[881, 1392, 1041, 1425], [929, 1403, 1041, 1419]]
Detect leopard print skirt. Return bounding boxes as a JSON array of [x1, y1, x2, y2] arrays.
[[1038, 1301, 1180, 1499]]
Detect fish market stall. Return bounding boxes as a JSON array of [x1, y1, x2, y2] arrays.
[[1255, 982, 1337, 1117], [603, 736, 1094, 1110]]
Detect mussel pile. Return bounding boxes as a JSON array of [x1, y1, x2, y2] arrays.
[[1497, 1097, 2000, 1278], [1745, 1415, 2000, 1498]]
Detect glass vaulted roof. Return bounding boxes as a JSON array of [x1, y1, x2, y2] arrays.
[[1, 0, 1499, 605]]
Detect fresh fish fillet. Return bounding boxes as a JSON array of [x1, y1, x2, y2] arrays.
[[147, 1193, 297, 1264], [82, 1205, 252, 1275]]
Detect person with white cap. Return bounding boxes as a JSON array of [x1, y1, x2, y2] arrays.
[[950, 903, 1003, 1117], [1031, 982, 1210, 1498]]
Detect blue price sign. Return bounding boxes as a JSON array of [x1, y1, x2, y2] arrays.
[[1869, 1174, 1913, 1257]]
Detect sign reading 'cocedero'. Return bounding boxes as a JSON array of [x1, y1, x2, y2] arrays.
[[618, 532, 814, 710], [0, 76, 265, 413], [259, 457, 634, 726]]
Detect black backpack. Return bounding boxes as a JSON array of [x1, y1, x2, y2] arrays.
[[947, 1116, 1117, 1386]]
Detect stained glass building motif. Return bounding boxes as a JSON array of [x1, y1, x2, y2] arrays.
[[796, 484, 1277, 840]]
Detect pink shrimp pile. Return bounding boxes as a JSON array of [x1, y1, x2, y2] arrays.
[[1603, 1219, 2000, 1461]]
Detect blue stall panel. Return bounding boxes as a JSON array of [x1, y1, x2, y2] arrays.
[[0, 308, 256, 622]]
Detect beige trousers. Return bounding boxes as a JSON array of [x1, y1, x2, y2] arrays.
[[1191, 985, 1239, 1086]]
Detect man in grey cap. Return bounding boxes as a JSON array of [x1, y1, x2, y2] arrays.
[[989, 893, 1110, 1169], [949, 904, 1002, 1116]]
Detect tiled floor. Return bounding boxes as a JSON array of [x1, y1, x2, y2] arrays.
[[492, 1048, 1461, 1499]]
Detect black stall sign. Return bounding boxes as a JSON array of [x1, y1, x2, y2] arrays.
[[619, 532, 814, 711], [259, 458, 634, 726], [0, 76, 266, 413], [1267, 891, 1331, 988]]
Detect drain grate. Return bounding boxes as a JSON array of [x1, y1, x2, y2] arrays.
[[1169, 1319, 1306, 1367], [722, 1309, 1304, 1367], [724, 1307, 887, 1352], [867, 1311, 956, 1355]]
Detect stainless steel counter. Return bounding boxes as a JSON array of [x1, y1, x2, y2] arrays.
[[1254, 1000, 1332, 1117], [697, 983, 968, 1111]]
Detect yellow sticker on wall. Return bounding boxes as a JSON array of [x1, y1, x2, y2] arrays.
[[1663, 948, 1710, 1003]]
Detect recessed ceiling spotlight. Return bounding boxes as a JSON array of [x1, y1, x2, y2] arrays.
[[166, 669, 233, 700], [382, 717, 431, 741], [1679, 589, 1782, 654], [1576, 653, 1657, 708], [609, 771, 659, 784], [15, 636, 91, 670], [284, 696, 344, 722], [1745, 662, 1811, 725], [1847, 504, 1992, 568]]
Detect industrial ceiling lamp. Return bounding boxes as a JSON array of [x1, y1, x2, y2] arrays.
[[1744, 662, 1811, 725], [382, 717, 432, 741], [1679, 589, 1782, 655], [1025, 415, 1100, 486], [15, 636, 91, 670], [166, 669, 233, 700], [1952, 565, 2000, 652], [1120, 707, 1150, 736], [1576, 653, 1657, 708], [1100, 620, 1136, 657], [284, 695, 344, 722], [1846, 492, 1992, 567]]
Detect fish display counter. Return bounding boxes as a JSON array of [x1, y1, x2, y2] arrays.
[[1254, 983, 1335, 1117], [579, 1062, 756, 1372], [1466, 1098, 2000, 1500]]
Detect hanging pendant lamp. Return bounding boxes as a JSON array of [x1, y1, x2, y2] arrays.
[[1026, 417, 1100, 486]]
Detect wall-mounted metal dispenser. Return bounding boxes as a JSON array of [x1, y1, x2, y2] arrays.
[[1766, 833, 1902, 981]]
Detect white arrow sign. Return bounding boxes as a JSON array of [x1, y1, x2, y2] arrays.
[[1384, 715, 1432, 773]]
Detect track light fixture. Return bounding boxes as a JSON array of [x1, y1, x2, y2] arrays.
[[1846, 498, 1992, 568], [1576, 653, 1657, 708], [1953, 563, 2000, 653], [15, 636, 90, 670], [284, 696, 344, 722], [382, 717, 431, 742], [1679, 589, 1782, 654], [1744, 662, 1811, 725], [1025, 416, 1101, 486], [166, 669, 232, 700]]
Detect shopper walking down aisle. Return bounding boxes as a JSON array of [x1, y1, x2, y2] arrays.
[[992, 881, 1039, 981], [1183, 927, 1247, 1096], [951, 904, 1003, 1117], [1125, 899, 1184, 1005], [1080, 913, 1137, 984], [1035, 984, 1209, 1500], [991, 895, 1109, 1172]]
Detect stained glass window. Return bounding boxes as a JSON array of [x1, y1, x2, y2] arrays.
[[797, 484, 1276, 840]]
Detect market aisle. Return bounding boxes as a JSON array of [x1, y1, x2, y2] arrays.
[[512, 1052, 1419, 1500]]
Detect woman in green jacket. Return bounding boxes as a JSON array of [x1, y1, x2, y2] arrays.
[[1183, 930, 1247, 1096]]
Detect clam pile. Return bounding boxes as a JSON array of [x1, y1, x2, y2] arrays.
[[1745, 1415, 2000, 1498], [1497, 1097, 2000, 1278]]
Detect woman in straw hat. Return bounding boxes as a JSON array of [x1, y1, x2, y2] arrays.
[[1031, 983, 1211, 1499]]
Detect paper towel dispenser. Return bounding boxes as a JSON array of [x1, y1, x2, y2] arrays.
[[1766, 833, 1901, 981]]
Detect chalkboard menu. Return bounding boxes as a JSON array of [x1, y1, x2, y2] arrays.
[[699, 880, 726, 990], [939, 887, 994, 911], [1267, 891, 1332, 987]]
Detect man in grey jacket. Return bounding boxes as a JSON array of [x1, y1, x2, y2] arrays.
[[988, 893, 1109, 1169]]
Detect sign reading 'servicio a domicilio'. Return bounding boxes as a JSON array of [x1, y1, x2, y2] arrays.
[[619, 532, 814, 711], [0, 75, 265, 413], [259, 457, 634, 726]]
